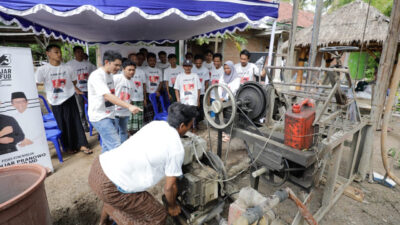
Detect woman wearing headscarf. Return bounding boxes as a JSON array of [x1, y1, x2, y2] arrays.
[[218, 61, 241, 101], [218, 61, 241, 142]]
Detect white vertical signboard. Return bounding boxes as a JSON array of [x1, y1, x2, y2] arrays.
[[0, 47, 53, 171]]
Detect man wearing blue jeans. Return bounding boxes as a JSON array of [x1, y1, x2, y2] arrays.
[[88, 51, 142, 152]]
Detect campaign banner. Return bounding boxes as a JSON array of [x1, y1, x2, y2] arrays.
[[0, 47, 53, 171]]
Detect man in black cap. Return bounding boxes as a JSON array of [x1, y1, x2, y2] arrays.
[[0, 101, 25, 155], [11, 92, 28, 113], [11, 92, 34, 147], [174, 59, 201, 131]]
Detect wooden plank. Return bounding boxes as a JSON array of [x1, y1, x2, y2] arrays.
[[359, 0, 400, 179], [322, 143, 344, 207]]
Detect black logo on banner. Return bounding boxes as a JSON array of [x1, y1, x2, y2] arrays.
[[0, 54, 11, 66], [0, 54, 12, 85]]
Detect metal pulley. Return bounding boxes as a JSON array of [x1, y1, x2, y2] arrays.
[[203, 82, 269, 129], [235, 82, 269, 121], [203, 84, 237, 129]]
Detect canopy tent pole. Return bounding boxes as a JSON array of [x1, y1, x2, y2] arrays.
[[266, 19, 277, 85], [179, 40, 185, 65], [85, 42, 89, 56]]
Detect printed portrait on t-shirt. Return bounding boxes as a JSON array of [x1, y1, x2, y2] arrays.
[[78, 73, 89, 85], [212, 79, 219, 85], [240, 77, 249, 84], [134, 81, 142, 89], [105, 88, 115, 108], [52, 79, 66, 93], [119, 91, 131, 101], [171, 77, 176, 85], [183, 83, 194, 96], [149, 76, 160, 86]]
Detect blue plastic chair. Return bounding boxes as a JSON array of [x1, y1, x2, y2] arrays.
[[44, 120, 58, 129], [149, 93, 168, 121], [81, 95, 94, 136], [81, 95, 101, 144], [46, 129, 64, 163], [161, 91, 171, 110], [38, 95, 56, 121]]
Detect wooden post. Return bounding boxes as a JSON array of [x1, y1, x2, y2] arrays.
[[295, 48, 307, 90], [214, 36, 218, 53], [358, 0, 400, 180], [284, 0, 299, 83], [306, 0, 323, 84]]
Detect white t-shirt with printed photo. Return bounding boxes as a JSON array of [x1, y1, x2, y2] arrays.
[[235, 62, 260, 84], [164, 66, 184, 87], [35, 63, 77, 106], [66, 59, 96, 92], [174, 73, 201, 106], [100, 121, 184, 193], [144, 66, 162, 94], [131, 68, 146, 101], [113, 74, 134, 117], [191, 66, 210, 95], [87, 68, 115, 122], [210, 66, 224, 99]]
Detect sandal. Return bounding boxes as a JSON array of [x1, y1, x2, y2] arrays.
[[80, 147, 93, 155]]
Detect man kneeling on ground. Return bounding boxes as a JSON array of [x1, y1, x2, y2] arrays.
[[88, 102, 198, 225]]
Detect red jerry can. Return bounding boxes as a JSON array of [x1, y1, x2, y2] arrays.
[[284, 99, 315, 150]]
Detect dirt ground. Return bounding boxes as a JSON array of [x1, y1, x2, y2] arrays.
[[44, 119, 400, 225]]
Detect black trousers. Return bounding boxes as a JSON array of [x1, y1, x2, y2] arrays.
[[51, 95, 88, 151], [74, 92, 88, 129]]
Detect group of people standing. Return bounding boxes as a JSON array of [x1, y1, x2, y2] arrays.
[[34, 44, 263, 154], [34, 44, 266, 224]]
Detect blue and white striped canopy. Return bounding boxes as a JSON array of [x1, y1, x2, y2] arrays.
[[0, 0, 279, 44]]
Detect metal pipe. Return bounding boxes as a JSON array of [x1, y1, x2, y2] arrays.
[[266, 20, 277, 84], [251, 167, 267, 178], [265, 65, 348, 73], [313, 83, 339, 125], [273, 82, 332, 89]]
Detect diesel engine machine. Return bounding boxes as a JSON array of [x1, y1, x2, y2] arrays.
[[172, 47, 369, 225]]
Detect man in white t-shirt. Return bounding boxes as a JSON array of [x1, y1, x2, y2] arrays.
[[88, 50, 142, 152], [235, 49, 260, 84], [191, 54, 210, 124], [175, 59, 201, 107], [35, 44, 90, 154], [128, 59, 147, 135], [88, 103, 198, 224], [209, 53, 224, 100], [164, 53, 183, 103], [156, 51, 170, 72], [144, 52, 163, 123], [203, 49, 214, 72], [139, 48, 149, 67], [136, 52, 147, 70], [113, 60, 137, 143], [66, 46, 96, 132]]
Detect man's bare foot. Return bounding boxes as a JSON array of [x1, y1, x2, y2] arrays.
[[80, 146, 93, 154]]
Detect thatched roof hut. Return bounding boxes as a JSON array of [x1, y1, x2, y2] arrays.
[[284, 0, 392, 51]]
